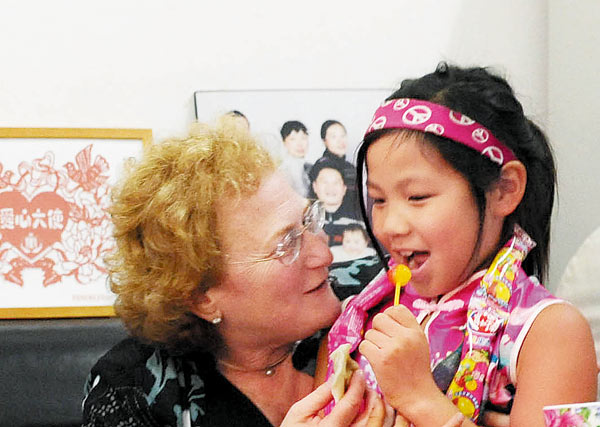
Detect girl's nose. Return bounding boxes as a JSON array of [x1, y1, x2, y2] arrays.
[[377, 206, 411, 239], [303, 229, 333, 268]]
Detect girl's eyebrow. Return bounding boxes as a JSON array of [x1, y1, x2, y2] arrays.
[[367, 176, 419, 190]]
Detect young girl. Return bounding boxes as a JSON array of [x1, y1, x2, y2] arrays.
[[323, 63, 597, 426]]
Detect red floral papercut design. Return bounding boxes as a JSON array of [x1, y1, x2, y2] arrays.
[[0, 145, 114, 287]]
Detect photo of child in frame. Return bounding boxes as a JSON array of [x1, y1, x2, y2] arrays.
[[330, 223, 376, 264]]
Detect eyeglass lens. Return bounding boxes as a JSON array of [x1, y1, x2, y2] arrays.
[[279, 201, 324, 264]]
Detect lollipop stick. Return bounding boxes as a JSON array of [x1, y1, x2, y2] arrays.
[[388, 265, 411, 306], [394, 283, 402, 306]]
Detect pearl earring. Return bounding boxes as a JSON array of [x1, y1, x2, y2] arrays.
[[211, 317, 222, 325]]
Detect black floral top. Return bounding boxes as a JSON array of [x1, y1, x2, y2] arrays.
[[82, 334, 321, 427]]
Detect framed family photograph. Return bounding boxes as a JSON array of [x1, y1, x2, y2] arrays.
[[194, 89, 392, 298], [193, 88, 391, 165], [0, 128, 152, 319]]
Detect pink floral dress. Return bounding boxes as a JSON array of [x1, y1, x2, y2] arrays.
[[327, 239, 564, 421]]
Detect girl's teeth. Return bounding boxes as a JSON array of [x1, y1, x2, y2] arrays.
[[407, 252, 428, 270]]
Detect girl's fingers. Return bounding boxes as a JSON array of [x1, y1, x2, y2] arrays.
[[369, 313, 401, 336], [362, 328, 391, 348], [441, 412, 465, 427], [358, 339, 380, 361], [373, 306, 420, 331]]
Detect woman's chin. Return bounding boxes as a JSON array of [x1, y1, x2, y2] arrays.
[[319, 292, 343, 325]]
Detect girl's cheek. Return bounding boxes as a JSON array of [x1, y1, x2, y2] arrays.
[[371, 217, 386, 244]]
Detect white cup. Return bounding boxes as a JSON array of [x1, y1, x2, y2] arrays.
[[543, 401, 600, 426]]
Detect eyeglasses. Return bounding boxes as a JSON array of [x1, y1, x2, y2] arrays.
[[227, 200, 326, 266]]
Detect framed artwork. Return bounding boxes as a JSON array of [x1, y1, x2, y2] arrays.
[[194, 89, 391, 298], [0, 128, 152, 319]]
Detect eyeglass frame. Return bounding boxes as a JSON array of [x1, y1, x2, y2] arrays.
[[226, 199, 326, 266]]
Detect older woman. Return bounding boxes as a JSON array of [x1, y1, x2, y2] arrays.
[[81, 119, 385, 427]]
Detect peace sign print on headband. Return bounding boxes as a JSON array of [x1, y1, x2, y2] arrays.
[[402, 105, 432, 125], [472, 128, 490, 144], [449, 110, 475, 126], [365, 98, 517, 166]]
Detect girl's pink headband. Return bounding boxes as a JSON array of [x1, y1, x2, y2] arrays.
[[365, 98, 517, 165]]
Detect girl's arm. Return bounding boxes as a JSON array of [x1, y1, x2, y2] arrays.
[[508, 302, 597, 426]]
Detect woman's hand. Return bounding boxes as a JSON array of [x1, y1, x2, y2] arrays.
[[358, 305, 441, 414], [481, 411, 510, 427], [281, 370, 369, 426], [441, 413, 466, 427], [350, 385, 395, 427]]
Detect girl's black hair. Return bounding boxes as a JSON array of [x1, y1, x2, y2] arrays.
[[356, 62, 556, 282]]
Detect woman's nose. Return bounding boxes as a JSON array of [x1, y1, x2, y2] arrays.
[[303, 230, 333, 268]]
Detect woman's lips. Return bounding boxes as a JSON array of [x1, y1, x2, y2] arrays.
[[305, 277, 332, 294]]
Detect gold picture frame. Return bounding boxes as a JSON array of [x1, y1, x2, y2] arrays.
[[0, 128, 152, 318]]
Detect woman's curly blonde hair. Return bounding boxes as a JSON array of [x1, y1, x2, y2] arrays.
[[106, 118, 276, 353]]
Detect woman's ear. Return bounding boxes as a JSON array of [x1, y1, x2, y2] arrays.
[[189, 289, 222, 323], [489, 160, 527, 217]]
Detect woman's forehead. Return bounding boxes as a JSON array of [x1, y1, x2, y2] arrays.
[[216, 173, 303, 243]]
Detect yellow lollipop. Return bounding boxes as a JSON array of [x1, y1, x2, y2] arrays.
[[388, 264, 412, 306]]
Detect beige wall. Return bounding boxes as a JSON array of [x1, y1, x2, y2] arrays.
[[1, 0, 547, 140], [548, 1, 600, 289]]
